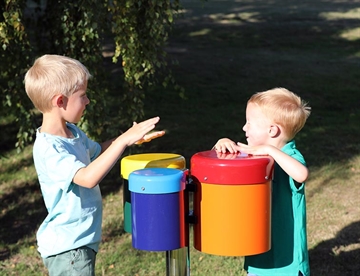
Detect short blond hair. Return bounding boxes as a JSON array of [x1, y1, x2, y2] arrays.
[[248, 87, 311, 140], [24, 54, 91, 113]]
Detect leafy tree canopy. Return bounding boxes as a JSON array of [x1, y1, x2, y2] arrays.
[[0, 0, 182, 150]]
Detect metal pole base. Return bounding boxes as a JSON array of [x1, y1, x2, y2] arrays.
[[166, 247, 190, 276]]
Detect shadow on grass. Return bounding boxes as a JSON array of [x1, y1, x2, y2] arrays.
[[0, 180, 46, 261], [309, 221, 360, 276], [140, 0, 360, 167], [0, 141, 124, 263]]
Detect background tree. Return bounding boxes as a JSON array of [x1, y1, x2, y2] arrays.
[[1, 0, 34, 150], [0, 0, 181, 150]]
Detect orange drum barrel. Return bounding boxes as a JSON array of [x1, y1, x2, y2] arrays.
[[191, 150, 274, 256]]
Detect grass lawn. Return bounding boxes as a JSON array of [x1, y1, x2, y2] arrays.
[[1, 0, 360, 275]]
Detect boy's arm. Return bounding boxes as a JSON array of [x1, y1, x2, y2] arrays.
[[237, 142, 309, 183], [100, 138, 116, 153], [73, 117, 164, 188]]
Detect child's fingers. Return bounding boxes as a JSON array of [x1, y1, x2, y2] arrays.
[[214, 143, 239, 153], [135, 130, 165, 144], [143, 131, 165, 142], [140, 117, 160, 127], [134, 117, 160, 132]]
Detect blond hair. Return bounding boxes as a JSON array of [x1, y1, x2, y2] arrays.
[[24, 55, 91, 113], [248, 87, 311, 140]]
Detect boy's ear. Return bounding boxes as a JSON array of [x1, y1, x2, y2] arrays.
[[269, 125, 281, 138], [52, 94, 65, 107]]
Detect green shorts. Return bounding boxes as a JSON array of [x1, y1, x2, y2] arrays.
[[43, 246, 97, 276]]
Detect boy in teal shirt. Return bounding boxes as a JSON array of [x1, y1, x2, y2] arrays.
[[24, 54, 164, 275], [214, 87, 311, 276]]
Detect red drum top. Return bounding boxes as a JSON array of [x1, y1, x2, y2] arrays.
[[190, 150, 274, 185]]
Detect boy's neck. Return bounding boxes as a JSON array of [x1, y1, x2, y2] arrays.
[[40, 113, 74, 138], [269, 136, 288, 150]]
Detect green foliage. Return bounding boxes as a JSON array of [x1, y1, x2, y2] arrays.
[[0, 0, 36, 150], [0, 0, 182, 148], [35, 0, 110, 139], [110, 0, 183, 124]]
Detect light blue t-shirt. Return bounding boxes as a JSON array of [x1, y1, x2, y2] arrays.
[[33, 123, 102, 258], [244, 140, 310, 276]]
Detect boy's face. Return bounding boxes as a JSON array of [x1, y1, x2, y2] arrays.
[[242, 102, 272, 146], [63, 83, 90, 123]]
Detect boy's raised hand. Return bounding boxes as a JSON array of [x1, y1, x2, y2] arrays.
[[122, 117, 165, 146], [135, 130, 165, 144]]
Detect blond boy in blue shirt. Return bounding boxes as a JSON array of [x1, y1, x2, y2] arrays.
[[24, 54, 164, 276]]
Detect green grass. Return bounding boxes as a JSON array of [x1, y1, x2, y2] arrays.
[[1, 0, 360, 275]]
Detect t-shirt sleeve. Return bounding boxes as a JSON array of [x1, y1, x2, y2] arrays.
[[43, 143, 87, 192], [77, 128, 101, 161], [34, 125, 102, 194], [287, 149, 307, 192]]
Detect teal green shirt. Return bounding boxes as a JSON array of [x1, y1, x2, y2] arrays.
[[244, 141, 310, 276]]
